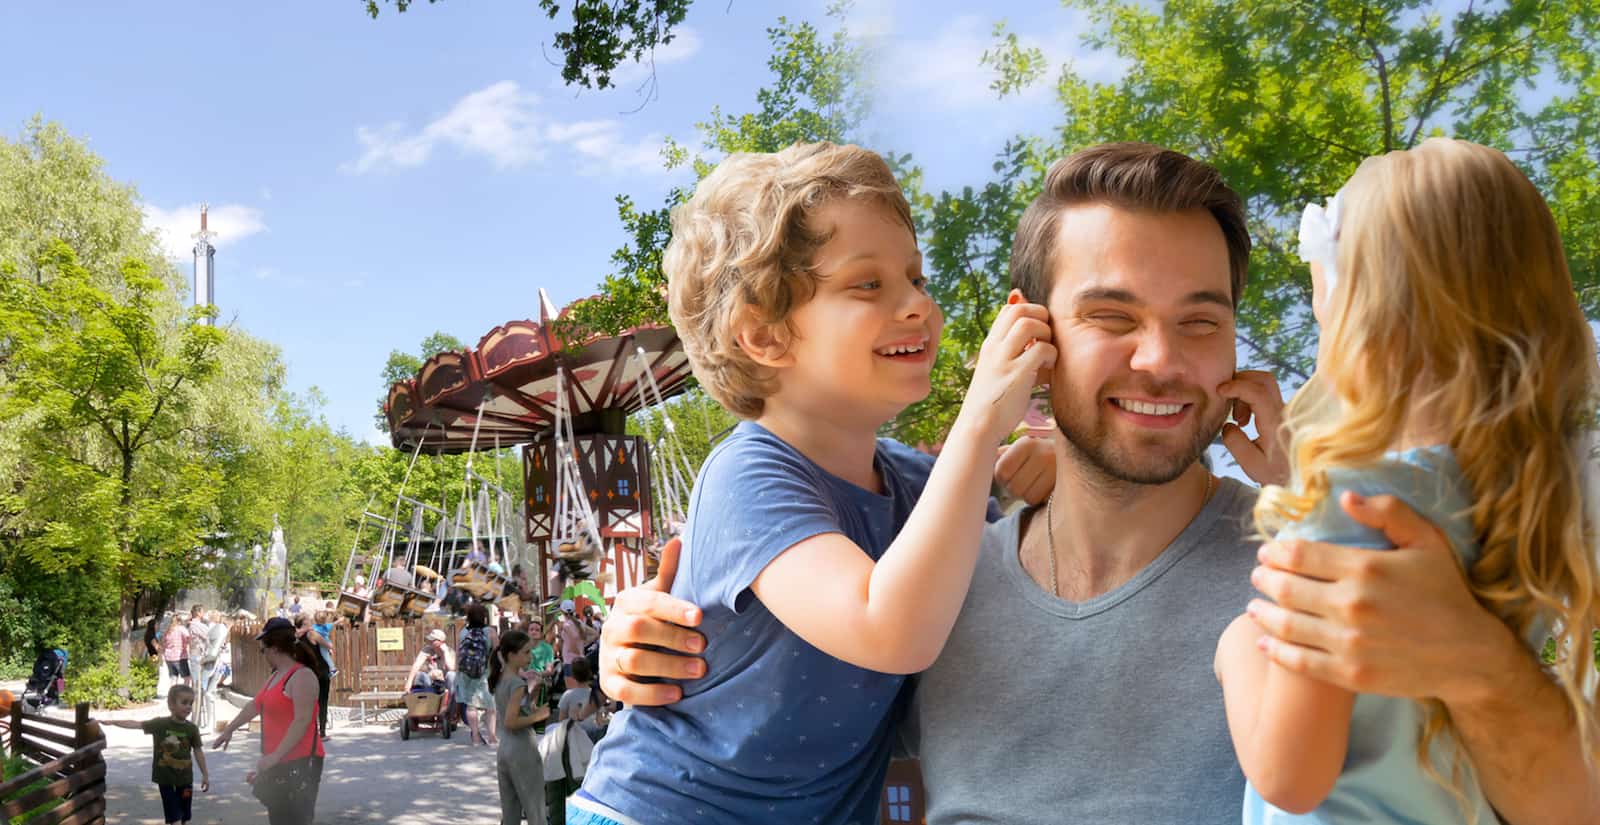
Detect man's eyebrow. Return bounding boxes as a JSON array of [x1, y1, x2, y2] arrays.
[[1071, 287, 1232, 309], [1183, 289, 1234, 310], [1073, 287, 1142, 306]]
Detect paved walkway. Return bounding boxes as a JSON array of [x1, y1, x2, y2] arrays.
[[18, 693, 514, 825]]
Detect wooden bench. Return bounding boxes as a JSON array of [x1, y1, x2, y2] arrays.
[[348, 665, 413, 725], [1, 702, 107, 825]]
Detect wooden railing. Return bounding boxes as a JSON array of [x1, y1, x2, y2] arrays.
[[230, 617, 469, 707], [1, 702, 107, 825]]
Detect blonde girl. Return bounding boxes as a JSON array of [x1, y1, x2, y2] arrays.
[[1214, 137, 1600, 823]]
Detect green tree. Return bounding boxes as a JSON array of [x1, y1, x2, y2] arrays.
[[0, 242, 225, 674], [364, 0, 692, 91], [266, 390, 368, 584], [0, 117, 181, 292]]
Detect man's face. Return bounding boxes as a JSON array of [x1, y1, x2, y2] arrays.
[[1042, 204, 1236, 484]]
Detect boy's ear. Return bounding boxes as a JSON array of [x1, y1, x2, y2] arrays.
[[734, 308, 795, 369]]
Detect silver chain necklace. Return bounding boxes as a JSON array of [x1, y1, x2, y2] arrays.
[[1044, 473, 1216, 599]]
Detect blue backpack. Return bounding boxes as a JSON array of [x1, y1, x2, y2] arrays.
[[458, 627, 490, 678]]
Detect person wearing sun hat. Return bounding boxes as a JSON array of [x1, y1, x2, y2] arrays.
[[406, 627, 456, 696]]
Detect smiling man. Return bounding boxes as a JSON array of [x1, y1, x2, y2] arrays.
[[596, 143, 1598, 824]]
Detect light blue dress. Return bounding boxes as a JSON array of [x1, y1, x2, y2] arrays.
[[1244, 446, 1546, 824]]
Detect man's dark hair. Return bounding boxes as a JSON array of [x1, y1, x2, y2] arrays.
[[1011, 142, 1251, 305]]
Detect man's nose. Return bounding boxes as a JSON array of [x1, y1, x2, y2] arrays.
[[1127, 323, 1187, 379]]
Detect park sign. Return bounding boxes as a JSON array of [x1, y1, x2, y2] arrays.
[[375, 627, 405, 652]]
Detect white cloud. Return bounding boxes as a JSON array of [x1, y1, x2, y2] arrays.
[[606, 26, 704, 90], [871, 14, 1126, 113], [845, 0, 896, 40], [344, 80, 671, 177], [253, 266, 278, 281], [547, 120, 668, 176], [143, 203, 267, 259], [344, 81, 546, 174]]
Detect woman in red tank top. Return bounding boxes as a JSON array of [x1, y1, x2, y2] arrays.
[[213, 617, 327, 825]]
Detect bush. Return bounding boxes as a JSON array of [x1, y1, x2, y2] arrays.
[[0, 656, 32, 682], [60, 659, 157, 710], [1, 747, 62, 823], [128, 658, 158, 704]]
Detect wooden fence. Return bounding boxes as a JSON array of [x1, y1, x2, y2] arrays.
[[230, 617, 468, 707], [1, 702, 107, 825]]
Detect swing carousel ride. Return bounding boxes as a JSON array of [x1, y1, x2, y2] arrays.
[[335, 290, 698, 622]]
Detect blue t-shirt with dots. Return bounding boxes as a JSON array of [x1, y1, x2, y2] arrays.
[[579, 421, 964, 825]]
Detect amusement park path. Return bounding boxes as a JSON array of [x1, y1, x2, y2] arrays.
[[34, 693, 508, 825]]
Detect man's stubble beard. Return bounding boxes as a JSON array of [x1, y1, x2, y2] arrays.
[[1053, 394, 1226, 486]]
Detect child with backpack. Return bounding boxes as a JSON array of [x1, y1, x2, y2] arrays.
[[106, 684, 210, 825], [1214, 137, 1600, 822], [457, 601, 499, 746]]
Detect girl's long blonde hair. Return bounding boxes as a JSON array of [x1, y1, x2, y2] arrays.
[[1258, 137, 1600, 796]]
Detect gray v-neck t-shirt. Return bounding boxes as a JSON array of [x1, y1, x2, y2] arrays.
[[902, 477, 1259, 824]]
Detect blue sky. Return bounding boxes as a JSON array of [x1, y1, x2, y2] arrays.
[[4, 1, 1125, 445]]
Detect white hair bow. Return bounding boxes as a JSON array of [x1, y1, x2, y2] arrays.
[[1298, 191, 1344, 299]]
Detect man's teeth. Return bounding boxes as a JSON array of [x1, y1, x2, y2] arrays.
[[1115, 399, 1184, 416], [877, 344, 925, 355]]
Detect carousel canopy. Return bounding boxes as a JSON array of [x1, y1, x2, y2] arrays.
[[385, 289, 694, 453]]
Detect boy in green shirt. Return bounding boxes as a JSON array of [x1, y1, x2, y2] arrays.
[[106, 684, 209, 824]]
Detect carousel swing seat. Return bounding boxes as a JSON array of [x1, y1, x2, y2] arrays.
[[408, 566, 444, 615], [451, 559, 510, 601], [336, 591, 371, 622]]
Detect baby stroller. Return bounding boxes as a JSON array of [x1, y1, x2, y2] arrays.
[[22, 648, 68, 709]]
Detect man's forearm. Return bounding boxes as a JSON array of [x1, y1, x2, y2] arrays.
[[1450, 641, 1598, 824]]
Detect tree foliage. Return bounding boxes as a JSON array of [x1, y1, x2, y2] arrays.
[[0, 241, 225, 670], [0, 122, 374, 671], [364, 0, 692, 91]]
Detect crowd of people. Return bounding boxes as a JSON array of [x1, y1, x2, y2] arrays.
[[127, 582, 610, 825], [144, 604, 232, 698], [391, 597, 613, 823]]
